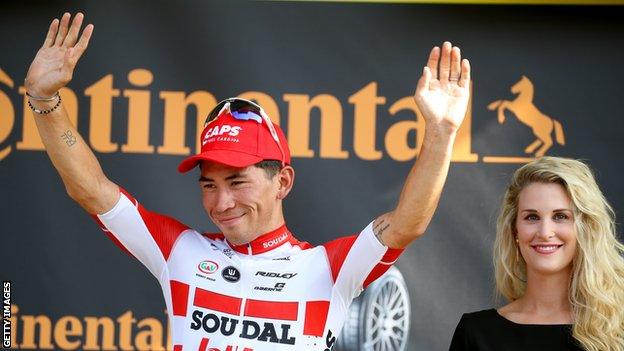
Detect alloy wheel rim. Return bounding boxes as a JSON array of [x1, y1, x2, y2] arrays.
[[363, 277, 410, 351]]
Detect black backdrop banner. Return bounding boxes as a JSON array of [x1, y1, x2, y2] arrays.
[[1, 1, 623, 350]]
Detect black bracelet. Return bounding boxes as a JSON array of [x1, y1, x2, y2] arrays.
[[28, 93, 62, 114]]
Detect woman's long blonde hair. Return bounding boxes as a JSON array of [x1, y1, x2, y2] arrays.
[[493, 157, 624, 351]]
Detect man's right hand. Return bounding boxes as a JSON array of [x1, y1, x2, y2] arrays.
[[25, 12, 93, 98]]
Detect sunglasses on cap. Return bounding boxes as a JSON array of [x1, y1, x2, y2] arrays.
[[205, 98, 286, 166]]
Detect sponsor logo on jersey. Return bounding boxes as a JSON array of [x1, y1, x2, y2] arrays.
[[255, 271, 298, 279], [262, 232, 289, 249], [222, 248, 235, 258], [198, 260, 219, 274], [190, 311, 296, 345], [222, 266, 241, 283], [254, 283, 286, 292], [272, 256, 291, 261], [324, 329, 336, 351], [196, 338, 254, 351]]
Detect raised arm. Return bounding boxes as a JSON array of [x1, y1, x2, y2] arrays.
[[25, 12, 119, 214], [374, 41, 471, 249]]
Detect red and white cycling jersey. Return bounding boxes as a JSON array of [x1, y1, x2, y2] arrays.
[[93, 189, 403, 351]]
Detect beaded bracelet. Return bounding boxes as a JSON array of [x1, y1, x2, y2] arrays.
[[27, 91, 62, 114]]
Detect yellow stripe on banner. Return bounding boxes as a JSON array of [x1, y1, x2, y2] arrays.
[[267, 0, 624, 5]]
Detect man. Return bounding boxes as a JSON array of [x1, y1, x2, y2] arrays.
[[25, 12, 470, 351]]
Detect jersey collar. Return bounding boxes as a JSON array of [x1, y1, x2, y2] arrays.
[[227, 224, 295, 255]]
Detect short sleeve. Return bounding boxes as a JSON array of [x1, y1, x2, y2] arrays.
[[92, 188, 190, 278], [322, 221, 404, 302]]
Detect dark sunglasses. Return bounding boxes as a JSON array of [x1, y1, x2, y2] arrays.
[[204, 98, 286, 166]]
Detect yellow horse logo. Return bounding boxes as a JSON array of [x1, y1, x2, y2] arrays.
[[488, 76, 565, 157]]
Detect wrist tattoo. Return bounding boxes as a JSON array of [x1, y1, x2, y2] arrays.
[[61, 130, 77, 147], [373, 218, 390, 246]]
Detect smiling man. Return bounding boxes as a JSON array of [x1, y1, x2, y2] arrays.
[[26, 12, 471, 351]]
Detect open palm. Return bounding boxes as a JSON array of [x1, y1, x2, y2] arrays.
[[25, 13, 93, 98], [414, 42, 471, 131]]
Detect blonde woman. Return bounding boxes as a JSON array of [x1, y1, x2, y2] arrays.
[[450, 157, 624, 351]]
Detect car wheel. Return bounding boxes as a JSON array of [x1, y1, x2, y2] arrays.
[[335, 266, 411, 351]]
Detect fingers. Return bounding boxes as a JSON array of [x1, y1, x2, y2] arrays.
[[426, 46, 440, 80], [459, 59, 471, 88], [71, 24, 94, 62], [53, 12, 71, 46], [42, 18, 59, 48], [438, 41, 452, 82], [449, 47, 461, 82], [62, 13, 84, 47], [428, 41, 470, 87], [416, 66, 432, 94], [43, 12, 93, 63]]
